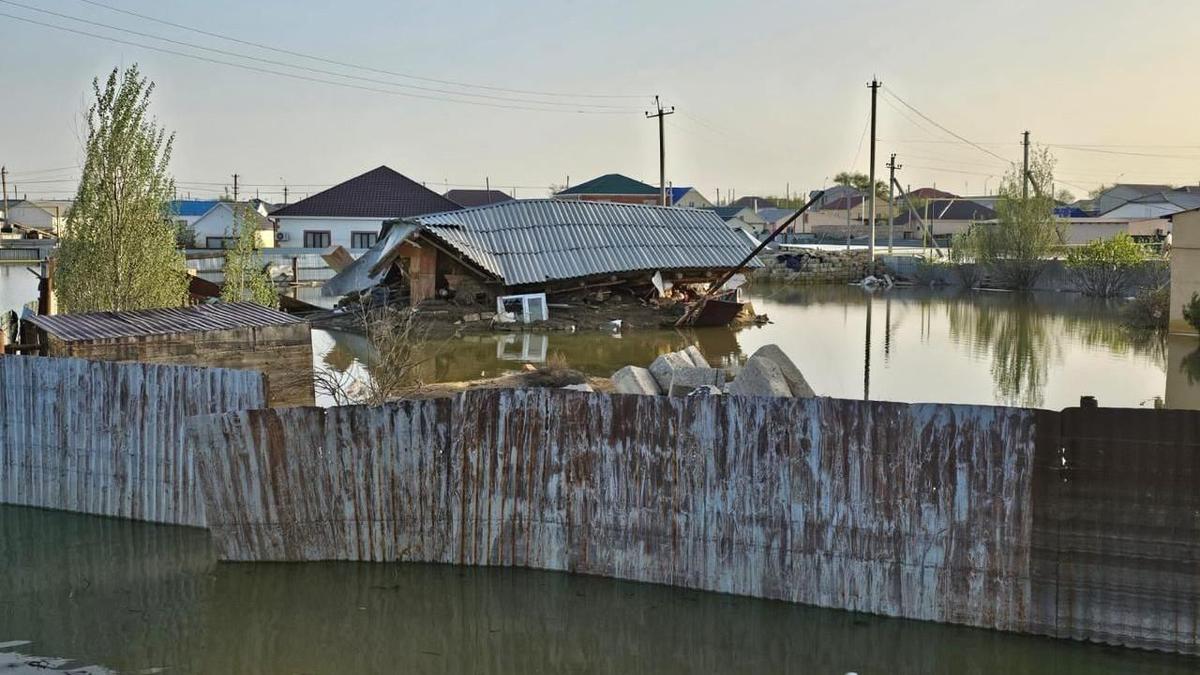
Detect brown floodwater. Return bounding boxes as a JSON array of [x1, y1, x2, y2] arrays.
[[315, 284, 1190, 410], [2, 505, 1197, 674]]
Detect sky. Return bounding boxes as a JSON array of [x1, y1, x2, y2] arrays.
[[2, 0, 1200, 204]]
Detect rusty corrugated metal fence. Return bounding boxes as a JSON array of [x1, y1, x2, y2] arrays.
[[0, 355, 265, 526]]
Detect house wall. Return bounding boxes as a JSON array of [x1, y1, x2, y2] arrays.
[[1169, 210, 1200, 334], [6, 203, 62, 233], [275, 216, 386, 250], [672, 189, 713, 208], [1060, 222, 1128, 245], [45, 323, 315, 407], [0, 355, 265, 527]]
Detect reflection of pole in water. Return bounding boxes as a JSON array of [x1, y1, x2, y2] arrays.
[[864, 295, 873, 401], [883, 294, 892, 361]]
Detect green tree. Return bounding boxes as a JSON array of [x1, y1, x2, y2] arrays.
[[1064, 233, 1148, 297], [56, 65, 186, 312], [832, 171, 887, 200], [970, 147, 1062, 289], [220, 206, 278, 308]]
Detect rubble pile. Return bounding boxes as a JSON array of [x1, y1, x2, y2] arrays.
[[610, 343, 815, 399], [755, 249, 890, 284]]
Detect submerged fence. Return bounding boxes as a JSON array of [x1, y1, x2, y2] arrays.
[[185, 389, 1200, 655], [0, 355, 265, 526]]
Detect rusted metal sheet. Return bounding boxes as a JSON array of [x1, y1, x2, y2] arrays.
[[0, 355, 265, 526], [1033, 407, 1200, 654], [190, 389, 1038, 634]]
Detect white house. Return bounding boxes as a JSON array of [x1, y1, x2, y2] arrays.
[[189, 202, 275, 249], [3, 199, 72, 234], [669, 186, 713, 209], [270, 166, 460, 250]]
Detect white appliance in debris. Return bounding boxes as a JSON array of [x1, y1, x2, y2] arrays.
[[495, 293, 548, 324]]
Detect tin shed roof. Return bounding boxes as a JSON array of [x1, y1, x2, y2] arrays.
[[28, 302, 304, 342], [411, 199, 761, 286]]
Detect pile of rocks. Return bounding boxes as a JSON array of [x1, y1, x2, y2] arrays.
[[611, 344, 815, 398]]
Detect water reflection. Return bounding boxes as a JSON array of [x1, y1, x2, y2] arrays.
[[1, 505, 1193, 674]]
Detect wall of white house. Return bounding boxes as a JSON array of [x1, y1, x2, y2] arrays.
[[274, 216, 386, 250], [190, 205, 238, 248]]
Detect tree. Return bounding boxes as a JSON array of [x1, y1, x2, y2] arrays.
[[1064, 233, 1147, 297], [969, 147, 1062, 289], [1055, 188, 1075, 203], [56, 65, 186, 312], [832, 171, 887, 200], [220, 206, 278, 307]]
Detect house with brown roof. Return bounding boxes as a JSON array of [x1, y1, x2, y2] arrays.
[[269, 166, 459, 250]]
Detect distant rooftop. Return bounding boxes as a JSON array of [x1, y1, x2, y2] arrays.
[[270, 166, 459, 219], [556, 173, 658, 196], [444, 189, 515, 208], [168, 199, 220, 217], [28, 302, 303, 342]]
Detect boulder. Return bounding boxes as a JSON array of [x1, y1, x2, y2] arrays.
[[648, 351, 694, 391], [561, 383, 594, 392], [612, 365, 661, 395], [748, 344, 815, 397], [727, 356, 792, 398], [687, 385, 723, 397], [683, 345, 710, 368], [667, 366, 725, 397]]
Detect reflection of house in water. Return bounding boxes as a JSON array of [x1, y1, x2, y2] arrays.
[[496, 333, 548, 362]]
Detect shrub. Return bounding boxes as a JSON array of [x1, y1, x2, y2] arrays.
[[1123, 285, 1168, 330], [949, 231, 983, 288], [1184, 292, 1200, 333], [1064, 233, 1146, 297]]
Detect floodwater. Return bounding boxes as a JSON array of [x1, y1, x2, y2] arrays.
[[316, 284, 1191, 411], [1, 505, 1195, 674]]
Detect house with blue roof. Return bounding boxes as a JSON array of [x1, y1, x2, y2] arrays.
[[167, 199, 220, 232], [669, 186, 713, 209]]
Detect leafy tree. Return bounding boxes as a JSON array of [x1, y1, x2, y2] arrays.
[[1055, 188, 1075, 203], [1064, 233, 1147, 297], [1184, 292, 1200, 334], [969, 147, 1062, 289], [56, 65, 186, 312], [1087, 184, 1111, 200], [220, 206, 278, 308], [832, 171, 887, 200]]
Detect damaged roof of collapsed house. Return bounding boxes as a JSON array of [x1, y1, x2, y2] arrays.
[[323, 199, 763, 297]]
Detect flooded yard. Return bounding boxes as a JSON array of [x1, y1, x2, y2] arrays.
[[2, 505, 1195, 674], [317, 284, 1188, 411]]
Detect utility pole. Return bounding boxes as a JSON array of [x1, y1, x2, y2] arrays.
[[1022, 131, 1031, 199], [886, 153, 901, 253], [232, 173, 240, 202], [283, 185, 288, 204], [867, 78, 881, 260], [1, 166, 8, 232], [645, 95, 674, 206]]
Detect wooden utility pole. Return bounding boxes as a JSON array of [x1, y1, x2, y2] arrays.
[[232, 173, 240, 202], [886, 153, 901, 253], [645, 95, 674, 206], [867, 78, 881, 259], [1022, 131, 1031, 199]]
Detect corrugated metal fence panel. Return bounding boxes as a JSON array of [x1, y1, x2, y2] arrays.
[[189, 389, 1038, 633], [0, 355, 265, 527], [1039, 407, 1200, 654]]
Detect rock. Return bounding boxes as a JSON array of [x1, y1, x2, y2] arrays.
[[612, 365, 661, 395], [463, 313, 481, 323], [727, 356, 792, 398], [667, 366, 725, 397], [648, 351, 694, 391], [687, 385, 723, 397], [561, 383, 594, 392], [748, 344, 816, 397], [683, 345, 710, 368]]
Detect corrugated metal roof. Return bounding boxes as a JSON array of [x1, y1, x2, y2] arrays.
[[321, 222, 421, 297], [169, 199, 220, 217], [411, 199, 761, 286], [28, 302, 304, 342]]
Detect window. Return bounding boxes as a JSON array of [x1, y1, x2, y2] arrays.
[[303, 230, 331, 248], [205, 236, 235, 249], [351, 231, 378, 249], [495, 293, 549, 324]]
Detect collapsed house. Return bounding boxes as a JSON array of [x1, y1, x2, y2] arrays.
[[322, 199, 762, 315]]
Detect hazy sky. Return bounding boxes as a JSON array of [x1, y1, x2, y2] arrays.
[[3, 0, 1199, 203]]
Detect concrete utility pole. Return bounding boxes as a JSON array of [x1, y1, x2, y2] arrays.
[[1022, 131, 1031, 199], [886, 153, 901, 253], [283, 185, 289, 204], [867, 78, 881, 259], [1, 166, 8, 231], [232, 173, 240, 202], [645, 95, 675, 206]]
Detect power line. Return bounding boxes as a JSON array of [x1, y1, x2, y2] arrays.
[[2, 1, 639, 112], [75, 0, 646, 100], [880, 86, 1013, 164], [1045, 144, 1200, 160], [0, 10, 636, 115]]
